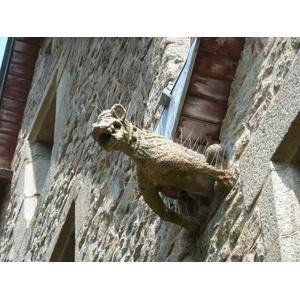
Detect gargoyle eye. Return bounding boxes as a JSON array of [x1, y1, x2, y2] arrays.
[[114, 121, 122, 130]]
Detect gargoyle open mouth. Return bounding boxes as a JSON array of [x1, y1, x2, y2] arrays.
[[98, 132, 112, 145], [92, 126, 114, 149]]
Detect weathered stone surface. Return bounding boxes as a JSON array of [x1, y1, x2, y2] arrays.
[[239, 51, 300, 210], [260, 163, 300, 261]]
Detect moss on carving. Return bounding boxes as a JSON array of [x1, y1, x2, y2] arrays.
[[92, 104, 233, 233]]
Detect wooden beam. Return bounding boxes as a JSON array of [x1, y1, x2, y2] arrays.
[[0, 168, 13, 183]]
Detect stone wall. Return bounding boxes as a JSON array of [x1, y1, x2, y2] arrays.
[[0, 37, 299, 262], [198, 38, 300, 261]]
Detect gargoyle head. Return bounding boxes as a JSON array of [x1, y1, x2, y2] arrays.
[[92, 104, 127, 151]]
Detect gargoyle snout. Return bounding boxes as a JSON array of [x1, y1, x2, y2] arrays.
[[92, 120, 123, 147], [92, 123, 112, 140], [91, 123, 100, 140]]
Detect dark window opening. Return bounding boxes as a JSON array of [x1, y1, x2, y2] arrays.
[[50, 200, 75, 262], [272, 110, 300, 168]]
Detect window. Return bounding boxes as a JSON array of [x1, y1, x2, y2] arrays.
[[258, 111, 300, 261], [24, 78, 56, 226], [269, 111, 300, 261], [50, 200, 75, 262], [272, 110, 300, 169]]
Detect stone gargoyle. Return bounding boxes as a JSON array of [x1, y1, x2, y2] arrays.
[[92, 104, 233, 233]]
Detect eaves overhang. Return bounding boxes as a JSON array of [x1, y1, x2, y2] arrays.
[[175, 37, 245, 147], [0, 37, 41, 188], [156, 37, 245, 152]]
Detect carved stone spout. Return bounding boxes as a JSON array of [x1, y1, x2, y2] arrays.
[[92, 104, 233, 233]]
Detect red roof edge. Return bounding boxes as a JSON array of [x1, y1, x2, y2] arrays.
[[0, 37, 41, 205]]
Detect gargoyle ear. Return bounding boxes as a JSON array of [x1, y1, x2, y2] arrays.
[[111, 104, 126, 121]]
